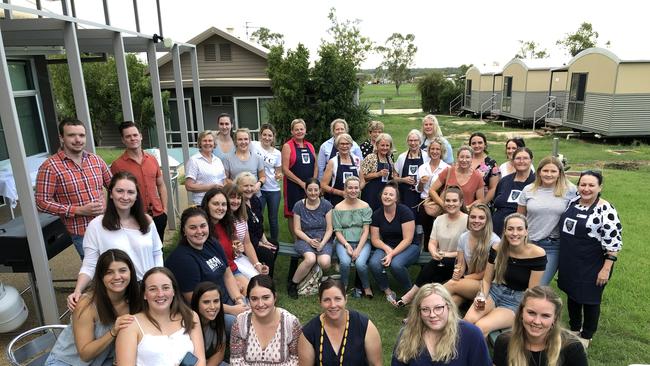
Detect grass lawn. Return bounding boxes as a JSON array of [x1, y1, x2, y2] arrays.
[[360, 83, 421, 109], [103, 114, 650, 365]]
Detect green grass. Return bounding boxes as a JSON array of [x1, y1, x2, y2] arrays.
[[360, 83, 421, 109], [99, 114, 650, 365]]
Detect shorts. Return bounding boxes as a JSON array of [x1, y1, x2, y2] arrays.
[[489, 283, 524, 312]]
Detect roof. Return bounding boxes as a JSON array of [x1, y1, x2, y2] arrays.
[[156, 26, 269, 68], [466, 63, 504, 76], [567, 47, 650, 66], [503, 57, 567, 71]]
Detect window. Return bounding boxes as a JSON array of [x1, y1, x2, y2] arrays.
[[567, 73, 587, 123], [210, 95, 233, 106], [234, 97, 273, 137], [464, 80, 472, 107], [219, 44, 232, 62], [502, 76, 513, 113], [204, 44, 216, 62]]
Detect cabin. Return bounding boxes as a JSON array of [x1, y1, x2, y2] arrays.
[[462, 64, 503, 116]]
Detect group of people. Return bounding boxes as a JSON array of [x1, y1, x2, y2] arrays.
[[32, 113, 622, 365]]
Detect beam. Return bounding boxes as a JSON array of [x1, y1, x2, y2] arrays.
[[113, 32, 134, 122], [147, 41, 176, 230], [172, 44, 192, 204], [0, 26, 59, 325], [190, 47, 204, 132]]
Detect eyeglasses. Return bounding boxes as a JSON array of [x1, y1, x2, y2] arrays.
[[420, 304, 447, 316]]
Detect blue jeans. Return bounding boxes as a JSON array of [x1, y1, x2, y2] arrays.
[[259, 190, 281, 242], [336, 240, 372, 289], [535, 237, 560, 285], [369, 244, 420, 291], [70, 234, 84, 259]]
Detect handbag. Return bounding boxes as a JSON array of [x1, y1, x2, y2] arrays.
[[421, 167, 451, 218], [297, 264, 322, 296]]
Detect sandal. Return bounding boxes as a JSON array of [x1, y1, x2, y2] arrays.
[[363, 289, 374, 299], [385, 290, 397, 305], [395, 298, 408, 308]]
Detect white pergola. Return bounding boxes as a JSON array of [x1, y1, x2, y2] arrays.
[[0, 1, 202, 324]]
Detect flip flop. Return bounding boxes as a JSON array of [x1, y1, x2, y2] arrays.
[[396, 298, 408, 308], [385, 291, 397, 305]]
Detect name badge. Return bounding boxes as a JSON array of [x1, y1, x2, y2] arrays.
[[577, 214, 588, 219]]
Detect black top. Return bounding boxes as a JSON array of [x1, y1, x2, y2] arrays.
[[488, 247, 547, 291], [247, 195, 264, 247], [303, 310, 369, 366], [371, 203, 415, 247], [493, 332, 588, 366], [492, 173, 535, 235]]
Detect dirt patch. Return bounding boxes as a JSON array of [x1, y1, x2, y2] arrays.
[[451, 120, 486, 125], [603, 161, 641, 170], [607, 149, 635, 155], [490, 131, 543, 139]]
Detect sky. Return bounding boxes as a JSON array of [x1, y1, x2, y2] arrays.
[[14, 0, 650, 68]]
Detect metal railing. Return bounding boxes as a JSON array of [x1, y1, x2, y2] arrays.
[[533, 96, 557, 132], [479, 94, 498, 121], [449, 93, 463, 114]]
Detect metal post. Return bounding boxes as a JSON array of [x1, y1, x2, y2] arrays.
[[113, 32, 134, 122], [172, 44, 192, 204], [156, 0, 163, 38], [132, 0, 140, 33], [147, 41, 176, 230], [63, 21, 95, 153], [102, 0, 110, 25], [0, 27, 59, 325], [552, 137, 559, 157], [3, 0, 12, 19], [381, 99, 385, 115], [190, 47, 204, 133]]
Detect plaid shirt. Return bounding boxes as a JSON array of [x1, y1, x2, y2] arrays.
[[35, 150, 112, 236]]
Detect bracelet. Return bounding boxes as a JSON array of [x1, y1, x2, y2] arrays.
[[254, 262, 262, 268], [109, 328, 117, 337], [604, 254, 618, 262], [258, 180, 265, 187]]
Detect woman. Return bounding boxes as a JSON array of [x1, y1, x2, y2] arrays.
[[222, 128, 266, 192], [317, 118, 363, 179], [428, 146, 485, 209], [361, 133, 394, 212], [191, 282, 227, 366], [493, 286, 588, 366], [46, 250, 140, 366], [498, 137, 527, 177], [493, 147, 535, 235], [395, 187, 468, 307], [332, 176, 373, 297], [165, 207, 248, 332], [214, 113, 235, 160], [116, 267, 206, 366], [558, 170, 622, 347], [368, 182, 419, 304], [282, 118, 318, 239], [392, 283, 491, 366], [299, 279, 383, 366], [185, 130, 227, 205], [360, 120, 385, 158], [68, 172, 162, 310], [394, 130, 428, 221], [444, 204, 500, 306], [420, 114, 453, 164], [469, 132, 500, 204], [518, 156, 576, 285], [464, 213, 547, 337], [287, 178, 334, 298], [322, 133, 364, 207], [251, 123, 283, 242], [236, 172, 279, 276], [230, 275, 302, 366], [416, 138, 450, 242]]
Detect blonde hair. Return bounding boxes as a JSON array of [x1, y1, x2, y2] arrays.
[[197, 131, 215, 147], [330, 118, 349, 135], [290, 118, 306, 130], [531, 156, 573, 197], [373, 133, 393, 153], [427, 137, 447, 161], [335, 133, 353, 148], [367, 120, 384, 133], [234, 128, 251, 140], [494, 213, 529, 284], [234, 171, 256, 187], [466, 204, 493, 274], [406, 129, 423, 146], [455, 145, 472, 159], [394, 284, 460, 363], [422, 114, 444, 138]]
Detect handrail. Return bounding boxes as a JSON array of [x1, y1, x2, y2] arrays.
[[533, 96, 557, 132], [479, 94, 497, 121], [449, 93, 463, 114]]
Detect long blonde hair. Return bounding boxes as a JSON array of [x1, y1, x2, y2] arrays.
[[494, 213, 529, 284], [508, 286, 578, 366], [394, 284, 460, 363], [466, 204, 493, 274], [422, 114, 444, 139], [531, 156, 573, 197]]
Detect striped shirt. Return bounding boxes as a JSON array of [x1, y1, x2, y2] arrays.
[[233, 218, 247, 242], [35, 150, 111, 236]]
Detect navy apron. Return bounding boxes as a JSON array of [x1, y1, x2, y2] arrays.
[[286, 141, 315, 215], [325, 155, 359, 207], [361, 160, 392, 212], [558, 199, 609, 305], [399, 153, 424, 220]]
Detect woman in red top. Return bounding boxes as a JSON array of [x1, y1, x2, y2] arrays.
[[428, 145, 485, 207]]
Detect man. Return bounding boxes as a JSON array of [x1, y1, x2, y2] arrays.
[[35, 119, 112, 259], [110, 121, 168, 240], [317, 118, 363, 180]]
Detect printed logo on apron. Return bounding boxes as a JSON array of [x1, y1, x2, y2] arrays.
[[563, 218, 577, 235], [343, 171, 354, 181], [508, 189, 522, 203], [381, 173, 389, 183], [408, 164, 418, 176], [301, 152, 311, 164]]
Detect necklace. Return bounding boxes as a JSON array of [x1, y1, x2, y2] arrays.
[[319, 311, 349, 366]]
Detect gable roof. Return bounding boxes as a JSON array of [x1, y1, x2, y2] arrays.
[[156, 26, 269, 68]]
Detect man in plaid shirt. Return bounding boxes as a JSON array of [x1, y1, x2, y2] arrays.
[[35, 119, 112, 259]]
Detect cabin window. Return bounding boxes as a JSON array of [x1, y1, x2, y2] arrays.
[[204, 44, 217, 62], [219, 44, 232, 62], [567, 73, 587, 123], [464, 80, 472, 107], [234, 96, 273, 139], [210, 95, 233, 106], [502, 77, 513, 113]]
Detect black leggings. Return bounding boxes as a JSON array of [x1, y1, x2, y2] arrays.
[[415, 257, 455, 287], [255, 238, 279, 278], [567, 297, 601, 339], [418, 205, 434, 250]]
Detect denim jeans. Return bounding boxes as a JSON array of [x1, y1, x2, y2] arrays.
[[534, 237, 559, 285], [335, 240, 372, 289], [369, 244, 420, 291], [259, 190, 281, 242], [70, 234, 84, 259]]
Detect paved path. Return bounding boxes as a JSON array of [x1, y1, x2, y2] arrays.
[[369, 108, 423, 115]]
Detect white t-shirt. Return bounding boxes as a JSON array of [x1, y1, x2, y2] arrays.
[[251, 141, 282, 192], [416, 160, 450, 199], [185, 152, 227, 204], [430, 213, 468, 252]]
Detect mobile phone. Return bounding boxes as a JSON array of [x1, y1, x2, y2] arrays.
[[179, 352, 198, 366]]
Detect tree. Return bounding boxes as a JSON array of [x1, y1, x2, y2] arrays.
[[376, 33, 417, 96], [515, 40, 549, 59], [49, 54, 168, 145], [557, 22, 599, 56], [250, 27, 284, 49], [326, 7, 374, 70], [417, 71, 448, 113]]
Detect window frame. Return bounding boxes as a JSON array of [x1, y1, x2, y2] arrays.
[[502, 76, 513, 113], [567, 73, 588, 124], [233, 96, 274, 139]]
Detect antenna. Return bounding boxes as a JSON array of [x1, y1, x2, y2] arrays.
[[245, 21, 259, 40]]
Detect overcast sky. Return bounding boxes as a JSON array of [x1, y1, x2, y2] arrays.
[[18, 0, 650, 68]]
